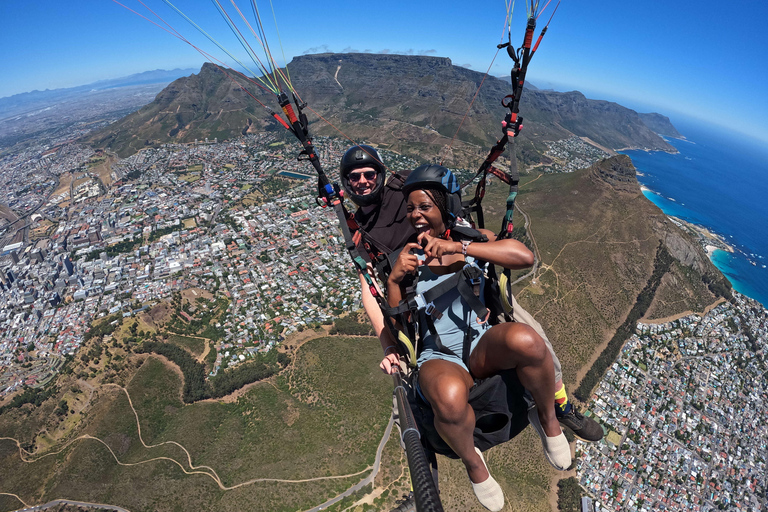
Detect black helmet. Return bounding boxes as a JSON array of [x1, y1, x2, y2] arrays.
[[402, 164, 462, 228], [340, 145, 386, 207]]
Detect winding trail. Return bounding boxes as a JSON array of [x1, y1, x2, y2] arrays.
[[0, 492, 29, 509], [1, 377, 397, 509], [514, 206, 656, 318]]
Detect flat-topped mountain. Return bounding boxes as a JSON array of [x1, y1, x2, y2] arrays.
[[85, 54, 677, 160]]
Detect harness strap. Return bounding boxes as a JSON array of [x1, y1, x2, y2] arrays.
[[419, 299, 473, 368], [394, 261, 490, 368]]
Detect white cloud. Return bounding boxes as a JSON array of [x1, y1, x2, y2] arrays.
[[302, 45, 331, 55]]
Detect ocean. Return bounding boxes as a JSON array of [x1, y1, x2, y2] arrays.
[[621, 118, 768, 308]]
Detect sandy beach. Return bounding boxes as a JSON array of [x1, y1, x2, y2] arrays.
[[681, 219, 735, 253]]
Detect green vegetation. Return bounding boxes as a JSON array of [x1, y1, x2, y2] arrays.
[[557, 477, 583, 512], [0, 383, 58, 414], [166, 334, 206, 356], [83, 313, 123, 342], [136, 342, 208, 402], [329, 312, 374, 336], [86, 237, 141, 260], [165, 293, 229, 339], [148, 225, 177, 243], [209, 352, 289, 398], [0, 335, 393, 511], [261, 176, 295, 196], [703, 271, 732, 301], [204, 342, 218, 370], [137, 342, 288, 402], [124, 168, 142, 180], [576, 244, 674, 400], [511, 224, 533, 252]]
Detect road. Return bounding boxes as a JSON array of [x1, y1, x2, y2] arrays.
[[17, 498, 130, 512], [510, 202, 541, 286]]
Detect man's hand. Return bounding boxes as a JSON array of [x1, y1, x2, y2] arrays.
[[380, 352, 401, 374]]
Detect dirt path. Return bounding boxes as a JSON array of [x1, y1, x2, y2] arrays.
[[196, 340, 210, 364], [1, 328, 397, 509], [548, 467, 578, 512], [172, 326, 334, 405], [160, 331, 211, 362], [0, 381, 375, 494], [0, 492, 29, 509], [139, 354, 186, 403], [639, 297, 725, 324], [548, 477, 560, 512]]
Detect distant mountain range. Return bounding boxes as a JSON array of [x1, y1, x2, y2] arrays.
[[0, 68, 198, 120], [84, 54, 679, 162]]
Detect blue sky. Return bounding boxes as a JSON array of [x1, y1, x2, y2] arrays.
[[1, 0, 767, 143]]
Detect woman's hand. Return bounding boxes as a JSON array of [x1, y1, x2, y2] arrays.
[[388, 242, 422, 285], [417, 232, 461, 260], [380, 351, 401, 374]]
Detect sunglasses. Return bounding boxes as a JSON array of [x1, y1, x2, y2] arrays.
[[348, 170, 378, 182]]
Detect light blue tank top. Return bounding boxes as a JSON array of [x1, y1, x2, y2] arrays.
[[414, 252, 491, 371]]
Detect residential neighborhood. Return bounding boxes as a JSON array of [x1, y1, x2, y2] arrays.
[[0, 134, 420, 395], [577, 295, 768, 511], [2, 124, 765, 512]]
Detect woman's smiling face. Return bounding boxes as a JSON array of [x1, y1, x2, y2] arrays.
[[406, 189, 445, 237]]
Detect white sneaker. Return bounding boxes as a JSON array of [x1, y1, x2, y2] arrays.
[[470, 447, 504, 511], [528, 406, 572, 470]]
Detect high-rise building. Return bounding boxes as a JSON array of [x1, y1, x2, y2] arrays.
[[63, 256, 74, 275]]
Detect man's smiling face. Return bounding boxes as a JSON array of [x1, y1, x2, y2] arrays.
[[347, 166, 379, 196]]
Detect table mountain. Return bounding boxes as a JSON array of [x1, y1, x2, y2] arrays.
[[85, 53, 677, 161]]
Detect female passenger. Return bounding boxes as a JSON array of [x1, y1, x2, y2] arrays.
[[384, 165, 570, 511]]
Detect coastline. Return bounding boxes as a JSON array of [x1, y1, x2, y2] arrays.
[[639, 185, 734, 256], [669, 215, 735, 254], [616, 145, 680, 155], [630, 127, 768, 308]]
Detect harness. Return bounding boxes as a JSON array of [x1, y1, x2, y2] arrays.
[[379, 225, 509, 369]]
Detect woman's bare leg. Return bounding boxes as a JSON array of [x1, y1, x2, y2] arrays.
[[418, 359, 489, 483], [469, 322, 560, 437]]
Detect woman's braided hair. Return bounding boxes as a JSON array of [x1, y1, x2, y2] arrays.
[[420, 185, 450, 227]]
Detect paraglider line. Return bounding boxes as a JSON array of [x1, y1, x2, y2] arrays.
[[439, 48, 502, 166], [212, 0, 281, 93]]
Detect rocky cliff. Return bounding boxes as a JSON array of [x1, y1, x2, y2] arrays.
[[639, 112, 683, 139]]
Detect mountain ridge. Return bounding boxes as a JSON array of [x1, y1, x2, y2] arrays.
[[84, 54, 678, 161]]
